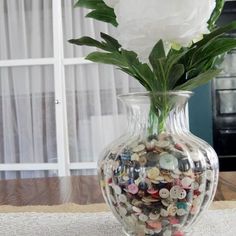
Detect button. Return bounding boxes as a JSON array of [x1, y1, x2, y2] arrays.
[[139, 213, 148, 222], [131, 153, 139, 161], [167, 204, 177, 216], [147, 188, 158, 195], [132, 206, 142, 213], [160, 154, 178, 170], [123, 175, 129, 181], [139, 156, 147, 166], [149, 213, 160, 220], [155, 140, 170, 148], [170, 186, 180, 199], [176, 202, 187, 210], [177, 188, 187, 200], [181, 177, 194, 188], [178, 158, 191, 172], [147, 167, 160, 180], [177, 208, 187, 216], [113, 185, 122, 195], [147, 220, 162, 230], [133, 144, 145, 153], [160, 208, 169, 217], [161, 198, 173, 207], [169, 217, 179, 225], [128, 183, 139, 194], [159, 188, 170, 199], [138, 182, 148, 191]]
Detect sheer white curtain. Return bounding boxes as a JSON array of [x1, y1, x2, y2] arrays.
[[0, 0, 143, 179], [62, 0, 143, 165], [0, 0, 56, 179]]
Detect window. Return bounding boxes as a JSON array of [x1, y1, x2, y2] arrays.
[[0, 0, 142, 179]]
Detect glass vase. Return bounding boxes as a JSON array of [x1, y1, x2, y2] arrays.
[[98, 91, 219, 236]]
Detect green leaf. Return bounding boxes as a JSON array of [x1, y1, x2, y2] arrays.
[[86, 9, 118, 27], [208, 0, 225, 30], [100, 33, 121, 51], [192, 38, 236, 67], [86, 52, 128, 67], [149, 40, 166, 61], [168, 64, 185, 89], [194, 21, 236, 48], [121, 50, 158, 91], [74, 0, 105, 9], [149, 40, 167, 89], [68, 36, 106, 49], [174, 69, 221, 91]]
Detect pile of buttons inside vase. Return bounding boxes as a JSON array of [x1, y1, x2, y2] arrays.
[[99, 133, 215, 236]]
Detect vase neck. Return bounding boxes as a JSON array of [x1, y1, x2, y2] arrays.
[[119, 92, 192, 137]]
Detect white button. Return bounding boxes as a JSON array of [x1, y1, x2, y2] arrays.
[[132, 206, 142, 213], [160, 208, 169, 217], [139, 214, 148, 222], [177, 208, 187, 216], [170, 186, 180, 199], [177, 188, 187, 199], [181, 177, 194, 188], [149, 213, 160, 220], [159, 188, 170, 199], [160, 154, 178, 170]]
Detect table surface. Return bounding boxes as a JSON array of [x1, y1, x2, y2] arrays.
[[0, 172, 235, 206]]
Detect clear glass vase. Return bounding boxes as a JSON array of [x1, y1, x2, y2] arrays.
[[98, 91, 219, 236]]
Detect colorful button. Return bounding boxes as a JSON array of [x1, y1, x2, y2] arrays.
[[167, 204, 177, 216], [128, 183, 139, 194], [147, 220, 162, 230], [147, 167, 160, 180]]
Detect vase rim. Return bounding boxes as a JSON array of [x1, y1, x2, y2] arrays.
[[118, 90, 193, 99]]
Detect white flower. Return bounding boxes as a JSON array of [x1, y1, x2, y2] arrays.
[[103, 0, 119, 8], [113, 0, 216, 62]]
